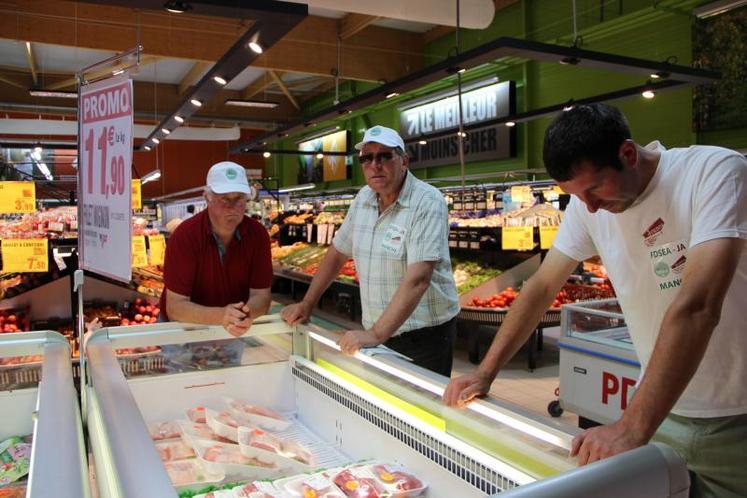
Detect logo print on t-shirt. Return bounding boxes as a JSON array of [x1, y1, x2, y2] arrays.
[[671, 255, 687, 274], [654, 261, 670, 277], [643, 217, 664, 246]]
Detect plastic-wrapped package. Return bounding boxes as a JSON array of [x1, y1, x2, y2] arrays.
[[332, 468, 386, 498], [187, 406, 208, 424], [148, 420, 182, 441], [277, 471, 345, 498], [155, 440, 197, 462], [226, 397, 291, 431], [164, 459, 224, 491], [0, 436, 32, 486], [192, 440, 280, 481], [178, 420, 234, 444], [238, 428, 314, 472]]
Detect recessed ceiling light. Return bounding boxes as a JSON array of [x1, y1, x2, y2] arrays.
[[642, 89, 656, 99], [563, 105, 574, 111], [152, 138, 160, 144], [263, 151, 271, 158], [213, 75, 227, 85], [174, 115, 184, 124], [316, 153, 324, 159], [143, 145, 151, 151], [190, 98, 202, 107], [161, 128, 171, 135], [248, 41, 263, 54], [456, 131, 467, 137], [164, 0, 192, 14], [224, 99, 279, 108], [386, 92, 399, 99], [505, 121, 516, 127], [457, 68, 466, 74], [418, 140, 427, 145]]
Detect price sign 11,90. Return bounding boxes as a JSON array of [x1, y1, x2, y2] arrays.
[[83, 125, 127, 199]]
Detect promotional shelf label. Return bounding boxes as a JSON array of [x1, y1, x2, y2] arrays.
[[132, 235, 148, 267], [510, 185, 533, 204], [147, 234, 165, 266], [2, 239, 48, 272], [132, 179, 142, 210], [502, 226, 534, 251], [78, 77, 133, 282], [540, 225, 559, 249], [0, 182, 36, 214]]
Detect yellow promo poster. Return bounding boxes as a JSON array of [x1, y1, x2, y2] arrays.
[[322, 130, 348, 182], [132, 179, 142, 210], [1, 239, 48, 272], [0, 182, 36, 214]]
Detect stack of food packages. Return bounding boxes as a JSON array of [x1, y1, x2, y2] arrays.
[[449, 203, 562, 228], [148, 398, 427, 498], [132, 265, 165, 298], [133, 217, 161, 237], [0, 434, 32, 496], [0, 207, 78, 240]]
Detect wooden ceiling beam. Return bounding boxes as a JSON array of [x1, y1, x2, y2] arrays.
[[0, 73, 29, 90], [0, 0, 424, 84], [241, 72, 272, 100], [178, 61, 212, 95], [340, 13, 381, 40], [24, 42, 38, 87], [269, 70, 299, 111], [43, 55, 160, 91]]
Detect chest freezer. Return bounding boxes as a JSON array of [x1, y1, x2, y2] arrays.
[[82, 315, 687, 498], [0, 331, 90, 498], [558, 299, 641, 425]]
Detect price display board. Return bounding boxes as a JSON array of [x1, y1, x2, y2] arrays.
[[132, 179, 142, 210], [540, 226, 559, 249], [502, 226, 534, 251], [1, 239, 48, 272], [78, 77, 133, 282], [132, 235, 148, 268], [147, 234, 165, 266], [0, 182, 36, 213]]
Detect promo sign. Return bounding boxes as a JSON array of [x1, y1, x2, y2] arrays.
[[0, 182, 36, 214], [1, 239, 48, 272], [400, 81, 515, 169], [78, 77, 134, 282]]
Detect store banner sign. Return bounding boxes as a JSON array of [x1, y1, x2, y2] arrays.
[[147, 234, 165, 266], [0, 182, 36, 214], [1, 239, 48, 272], [400, 81, 515, 169], [78, 77, 133, 282], [131, 179, 142, 210]]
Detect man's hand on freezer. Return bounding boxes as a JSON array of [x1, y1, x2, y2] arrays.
[[222, 302, 252, 337], [280, 301, 313, 325], [442, 370, 493, 407], [570, 419, 647, 466], [337, 329, 381, 355]]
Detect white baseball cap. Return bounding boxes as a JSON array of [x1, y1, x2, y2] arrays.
[[206, 161, 251, 195], [354, 125, 405, 151]]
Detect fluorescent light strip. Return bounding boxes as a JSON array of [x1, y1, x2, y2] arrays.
[[225, 99, 279, 109], [297, 356, 536, 486], [28, 90, 77, 98], [307, 330, 571, 450]]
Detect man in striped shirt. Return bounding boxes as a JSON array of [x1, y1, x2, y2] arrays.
[[281, 126, 460, 376]]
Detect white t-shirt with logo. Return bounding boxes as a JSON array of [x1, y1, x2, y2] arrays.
[[553, 141, 747, 417]]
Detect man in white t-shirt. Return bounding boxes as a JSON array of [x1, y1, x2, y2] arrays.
[[444, 103, 746, 497]]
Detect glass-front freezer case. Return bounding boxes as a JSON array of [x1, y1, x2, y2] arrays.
[[83, 315, 687, 498], [558, 299, 641, 425], [0, 331, 90, 498]]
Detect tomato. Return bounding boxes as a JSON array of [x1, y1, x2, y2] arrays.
[[134, 313, 143, 322]]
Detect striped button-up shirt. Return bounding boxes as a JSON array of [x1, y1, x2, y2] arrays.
[[333, 171, 459, 335]]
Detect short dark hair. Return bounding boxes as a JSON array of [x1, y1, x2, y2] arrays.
[[542, 103, 631, 181]]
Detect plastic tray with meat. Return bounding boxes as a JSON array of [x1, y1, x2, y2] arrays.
[[164, 459, 224, 492], [231, 481, 291, 498], [155, 440, 197, 462], [332, 468, 386, 498], [178, 420, 235, 445], [148, 420, 182, 441], [369, 464, 427, 497], [206, 407, 246, 442], [192, 439, 280, 481], [276, 470, 345, 498], [226, 397, 292, 431], [186, 406, 208, 424], [238, 427, 314, 472]]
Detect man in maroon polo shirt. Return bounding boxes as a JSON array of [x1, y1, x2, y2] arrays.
[[160, 161, 273, 336]]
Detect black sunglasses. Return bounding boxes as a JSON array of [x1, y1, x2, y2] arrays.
[[358, 151, 396, 165]]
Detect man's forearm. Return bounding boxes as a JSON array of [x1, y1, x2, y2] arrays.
[[301, 247, 348, 306], [478, 276, 561, 378], [246, 292, 271, 319], [620, 302, 718, 441], [370, 267, 432, 341], [168, 299, 224, 325]]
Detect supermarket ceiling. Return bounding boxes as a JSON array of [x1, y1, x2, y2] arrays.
[[0, 0, 511, 133]]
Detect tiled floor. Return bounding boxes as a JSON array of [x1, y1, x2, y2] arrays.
[[274, 295, 579, 429]]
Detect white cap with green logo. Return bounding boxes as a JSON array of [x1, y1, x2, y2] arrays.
[[206, 161, 251, 194], [354, 125, 405, 151]]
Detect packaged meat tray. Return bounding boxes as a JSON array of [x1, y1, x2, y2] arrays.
[[206, 407, 246, 442], [226, 397, 292, 431], [231, 481, 292, 498], [238, 427, 314, 472], [178, 420, 235, 444], [155, 440, 197, 462], [332, 467, 387, 498], [149, 420, 182, 441], [277, 470, 346, 498], [192, 439, 280, 481], [164, 458, 224, 492], [187, 406, 208, 424], [367, 464, 427, 498]]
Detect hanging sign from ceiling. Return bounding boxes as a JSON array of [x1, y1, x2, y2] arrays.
[[78, 76, 134, 283], [399, 81, 515, 169]]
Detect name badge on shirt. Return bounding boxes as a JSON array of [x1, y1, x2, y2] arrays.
[[382, 224, 407, 257], [648, 238, 688, 291]]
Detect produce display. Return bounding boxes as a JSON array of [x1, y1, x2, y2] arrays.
[[0, 308, 30, 333], [120, 297, 161, 326], [467, 282, 615, 310], [451, 259, 501, 295], [313, 212, 345, 225], [449, 203, 562, 228], [283, 213, 314, 225], [0, 207, 77, 240]]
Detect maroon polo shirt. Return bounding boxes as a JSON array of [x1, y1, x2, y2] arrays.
[[159, 210, 273, 320]]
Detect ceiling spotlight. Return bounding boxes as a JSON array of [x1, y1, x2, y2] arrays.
[[563, 104, 574, 112], [262, 151, 271, 158], [190, 98, 202, 107], [164, 1, 192, 13], [28, 89, 77, 98], [456, 131, 467, 137], [248, 41, 263, 54], [224, 99, 279, 108], [385, 92, 400, 99], [505, 121, 516, 127], [152, 138, 160, 144], [143, 145, 151, 151], [316, 153, 324, 159], [112, 68, 125, 76], [141, 169, 162, 184], [161, 128, 171, 135], [642, 89, 656, 99], [213, 75, 227, 85], [418, 140, 427, 145], [650, 71, 670, 80], [174, 115, 184, 124], [34, 146, 42, 154], [559, 56, 581, 65]]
